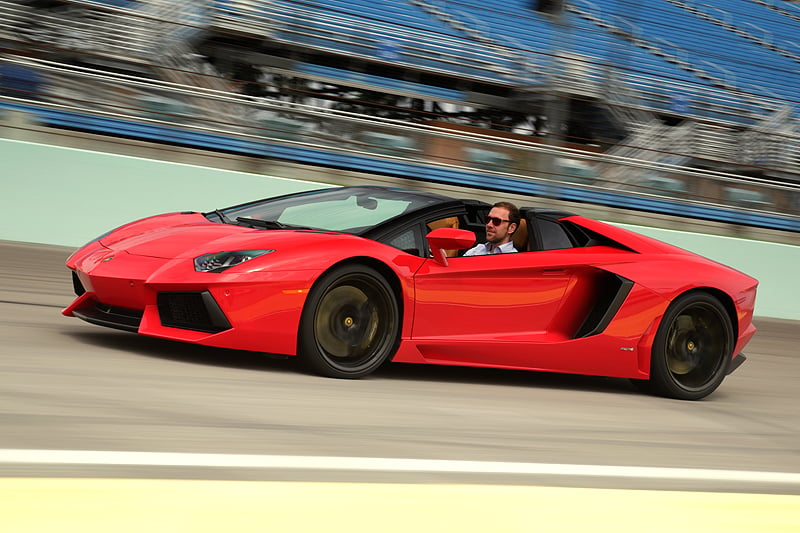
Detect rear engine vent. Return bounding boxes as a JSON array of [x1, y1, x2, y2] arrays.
[[157, 291, 232, 333]]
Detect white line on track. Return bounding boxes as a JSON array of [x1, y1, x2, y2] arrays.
[[2, 449, 799, 485]]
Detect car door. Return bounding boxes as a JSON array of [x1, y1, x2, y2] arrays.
[[409, 209, 637, 369], [410, 249, 577, 365]]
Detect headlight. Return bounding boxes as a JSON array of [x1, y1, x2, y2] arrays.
[[194, 250, 274, 273]]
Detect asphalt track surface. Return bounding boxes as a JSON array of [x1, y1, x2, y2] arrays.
[[1, 240, 798, 532]]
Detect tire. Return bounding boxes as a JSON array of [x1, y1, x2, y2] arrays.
[[298, 264, 400, 379], [645, 292, 734, 400]]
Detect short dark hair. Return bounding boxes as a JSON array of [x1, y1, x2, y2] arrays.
[[493, 201, 520, 233]]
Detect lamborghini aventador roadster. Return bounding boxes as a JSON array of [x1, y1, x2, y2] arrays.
[[63, 185, 758, 400]]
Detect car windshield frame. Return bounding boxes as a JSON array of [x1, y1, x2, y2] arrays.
[[208, 187, 448, 235]]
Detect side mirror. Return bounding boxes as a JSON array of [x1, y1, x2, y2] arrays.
[[426, 228, 475, 266]]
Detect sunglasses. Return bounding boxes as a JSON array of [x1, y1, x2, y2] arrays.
[[485, 215, 510, 226]]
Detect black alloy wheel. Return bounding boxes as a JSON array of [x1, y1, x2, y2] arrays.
[[298, 264, 399, 379], [645, 292, 734, 400]]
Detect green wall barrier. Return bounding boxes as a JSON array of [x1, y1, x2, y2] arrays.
[[2, 138, 796, 320], [615, 224, 799, 321], [0, 138, 324, 247]]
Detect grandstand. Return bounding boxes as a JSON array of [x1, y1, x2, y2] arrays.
[[0, 0, 798, 233]]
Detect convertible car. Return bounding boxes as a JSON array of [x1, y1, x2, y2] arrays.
[[63, 185, 758, 400]]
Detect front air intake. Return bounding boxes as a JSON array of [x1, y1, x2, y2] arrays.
[[72, 271, 86, 296], [157, 291, 232, 333]]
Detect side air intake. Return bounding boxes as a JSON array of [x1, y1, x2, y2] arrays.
[[574, 274, 634, 338]]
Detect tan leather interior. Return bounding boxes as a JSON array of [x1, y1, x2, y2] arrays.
[[427, 216, 461, 257], [512, 218, 529, 252]]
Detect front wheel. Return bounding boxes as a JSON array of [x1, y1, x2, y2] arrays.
[[298, 264, 400, 379], [644, 292, 734, 400]]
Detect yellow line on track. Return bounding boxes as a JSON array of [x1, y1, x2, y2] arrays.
[[1, 479, 799, 533]]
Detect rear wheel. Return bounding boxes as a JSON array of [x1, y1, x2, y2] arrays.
[[644, 292, 733, 400], [298, 264, 399, 379]]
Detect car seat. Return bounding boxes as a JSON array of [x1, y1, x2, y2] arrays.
[[512, 218, 530, 252]]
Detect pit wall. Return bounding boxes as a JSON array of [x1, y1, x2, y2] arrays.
[[2, 138, 797, 320]]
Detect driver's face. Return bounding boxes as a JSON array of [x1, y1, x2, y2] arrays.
[[485, 207, 514, 244]]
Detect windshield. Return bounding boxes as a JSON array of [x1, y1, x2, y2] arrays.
[[213, 187, 444, 234]]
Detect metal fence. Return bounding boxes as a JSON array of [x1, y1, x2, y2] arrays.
[[1, 55, 798, 230]]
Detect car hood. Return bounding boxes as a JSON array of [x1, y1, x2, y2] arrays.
[[98, 212, 339, 260]]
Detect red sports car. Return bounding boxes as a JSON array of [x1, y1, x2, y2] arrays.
[[64, 185, 758, 400]]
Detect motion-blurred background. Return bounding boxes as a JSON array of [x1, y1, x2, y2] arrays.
[[1, 0, 799, 242], [1, 7, 800, 524]]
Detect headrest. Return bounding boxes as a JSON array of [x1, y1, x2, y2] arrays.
[[512, 218, 529, 252], [427, 217, 460, 230]]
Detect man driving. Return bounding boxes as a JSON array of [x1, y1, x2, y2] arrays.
[[464, 201, 520, 256]]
